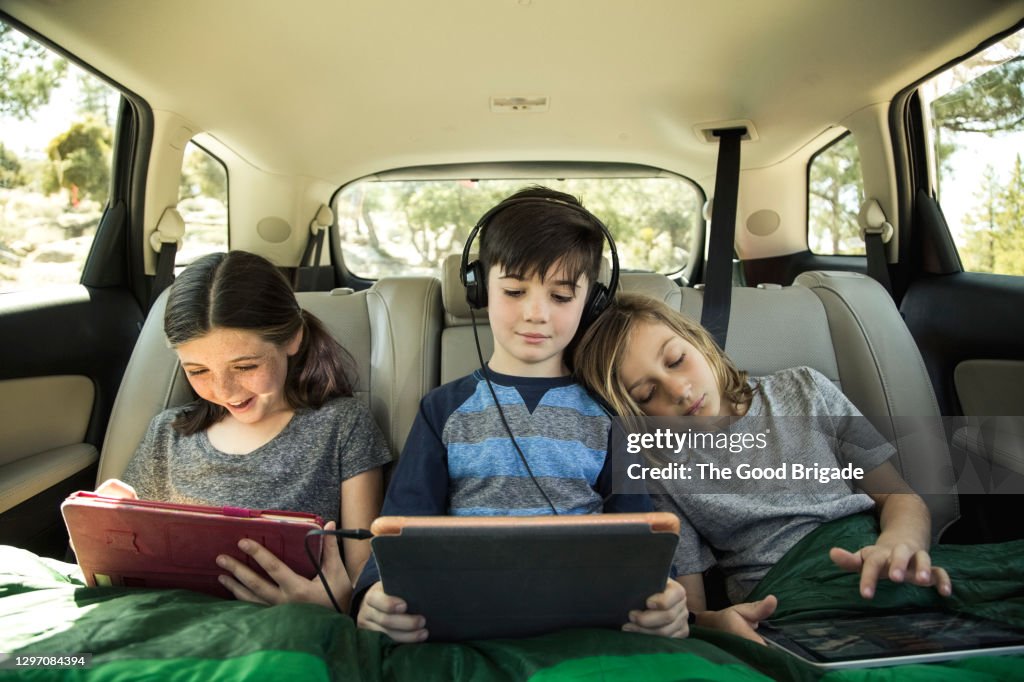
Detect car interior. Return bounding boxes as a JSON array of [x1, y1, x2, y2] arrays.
[[1, 1, 1023, 679]]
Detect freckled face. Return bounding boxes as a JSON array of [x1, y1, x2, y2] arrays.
[[176, 327, 300, 425], [486, 261, 589, 377], [617, 321, 734, 417]]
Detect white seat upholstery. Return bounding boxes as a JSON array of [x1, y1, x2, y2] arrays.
[[440, 253, 494, 384], [96, 276, 442, 482]]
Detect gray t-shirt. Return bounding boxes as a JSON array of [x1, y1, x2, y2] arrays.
[[651, 366, 894, 603], [123, 396, 392, 523]]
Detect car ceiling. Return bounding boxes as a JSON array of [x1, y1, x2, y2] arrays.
[[1, 0, 1022, 186]]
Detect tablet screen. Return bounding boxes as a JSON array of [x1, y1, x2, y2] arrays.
[[761, 610, 1024, 669]]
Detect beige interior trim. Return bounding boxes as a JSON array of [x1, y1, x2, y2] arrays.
[[0, 375, 94, 467], [954, 359, 1024, 417], [0, 443, 98, 513]]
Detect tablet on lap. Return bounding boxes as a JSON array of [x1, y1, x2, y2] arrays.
[[62, 491, 324, 597], [760, 609, 1024, 670], [370, 511, 680, 641]]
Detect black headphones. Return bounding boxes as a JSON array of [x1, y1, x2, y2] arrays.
[[459, 196, 620, 329]]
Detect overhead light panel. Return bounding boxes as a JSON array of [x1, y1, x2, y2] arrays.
[[490, 96, 549, 112]]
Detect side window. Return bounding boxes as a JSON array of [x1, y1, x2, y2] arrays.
[[924, 29, 1024, 275], [0, 21, 119, 293], [176, 140, 228, 269], [807, 132, 866, 255]]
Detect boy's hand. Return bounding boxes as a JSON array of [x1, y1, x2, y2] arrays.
[[356, 581, 428, 642], [622, 579, 689, 638], [217, 520, 352, 610], [94, 479, 138, 499], [697, 595, 778, 644], [830, 543, 952, 599]]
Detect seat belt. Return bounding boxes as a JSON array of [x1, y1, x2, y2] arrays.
[[148, 207, 185, 308], [858, 199, 894, 295], [700, 127, 744, 351], [294, 204, 334, 291]]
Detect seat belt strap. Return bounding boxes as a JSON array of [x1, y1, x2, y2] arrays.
[[148, 207, 185, 309], [864, 231, 892, 294], [295, 204, 334, 291], [859, 199, 894, 295], [700, 127, 744, 350]]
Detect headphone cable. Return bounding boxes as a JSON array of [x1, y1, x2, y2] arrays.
[[470, 308, 559, 516], [304, 527, 373, 614]]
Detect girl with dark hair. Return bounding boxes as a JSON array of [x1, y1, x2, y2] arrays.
[[97, 251, 392, 612]]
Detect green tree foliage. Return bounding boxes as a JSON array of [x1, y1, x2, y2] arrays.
[[0, 23, 67, 119], [45, 117, 112, 201], [396, 181, 509, 267], [179, 145, 227, 201], [339, 178, 697, 278], [931, 51, 1024, 178], [808, 135, 864, 255], [0, 142, 22, 188], [932, 56, 1024, 135], [76, 72, 115, 126], [961, 156, 1024, 275]]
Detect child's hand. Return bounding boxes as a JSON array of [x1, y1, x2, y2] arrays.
[[94, 479, 138, 499], [356, 581, 428, 642], [697, 595, 778, 644], [216, 520, 352, 610], [829, 543, 952, 599], [622, 579, 690, 638]]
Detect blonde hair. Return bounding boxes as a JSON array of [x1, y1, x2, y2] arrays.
[[573, 292, 753, 418]]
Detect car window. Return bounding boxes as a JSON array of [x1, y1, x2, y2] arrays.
[[0, 20, 119, 293], [335, 175, 702, 279], [176, 140, 228, 270], [807, 132, 866, 256], [923, 28, 1024, 275]]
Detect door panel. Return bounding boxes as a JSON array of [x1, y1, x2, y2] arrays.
[[0, 374, 96, 512], [902, 272, 1024, 543], [0, 285, 142, 556]]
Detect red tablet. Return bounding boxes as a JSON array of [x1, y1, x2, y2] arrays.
[[61, 491, 324, 598]]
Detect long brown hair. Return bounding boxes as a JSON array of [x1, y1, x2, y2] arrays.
[[164, 251, 355, 434], [573, 292, 753, 418]]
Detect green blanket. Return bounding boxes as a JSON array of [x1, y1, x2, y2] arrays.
[[2, 515, 1023, 681]]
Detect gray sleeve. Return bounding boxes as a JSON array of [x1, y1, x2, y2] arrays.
[[805, 368, 896, 472], [651, 491, 715, 576], [335, 399, 394, 481], [121, 410, 174, 500]]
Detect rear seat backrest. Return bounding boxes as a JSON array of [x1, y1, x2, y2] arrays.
[[96, 276, 441, 483], [440, 253, 494, 384]]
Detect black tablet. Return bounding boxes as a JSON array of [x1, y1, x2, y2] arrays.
[[760, 610, 1024, 670], [369, 512, 680, 641]]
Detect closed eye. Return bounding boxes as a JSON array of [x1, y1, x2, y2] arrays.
[[185, 368, 207, 377], [235, 364, 258, 372], [502, 289, 525, 298], [552, 293, 574, 304], [667, 354, 685, 369], [634, 385, 656, 405]]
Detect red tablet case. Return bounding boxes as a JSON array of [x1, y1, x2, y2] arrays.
[[61, 491, 324, 598]]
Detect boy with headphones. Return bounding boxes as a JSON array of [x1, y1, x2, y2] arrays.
[[353, 186, 689, 641]]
